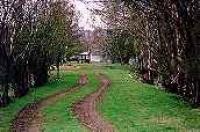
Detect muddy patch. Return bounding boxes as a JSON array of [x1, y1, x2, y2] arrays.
[[73, 74, 115, 132], [11, 74, 88, 132]]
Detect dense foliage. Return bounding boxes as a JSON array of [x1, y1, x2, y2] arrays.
[[0, 0, 80, 106], [105, 0, 200, 106]]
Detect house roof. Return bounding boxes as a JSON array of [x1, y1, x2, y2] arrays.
[[80, 52, 89, 55]]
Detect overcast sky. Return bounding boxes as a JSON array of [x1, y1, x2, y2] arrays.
[[70, 0, 106, 30]]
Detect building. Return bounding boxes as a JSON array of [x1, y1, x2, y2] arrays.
[[90, 50, 103, 63]]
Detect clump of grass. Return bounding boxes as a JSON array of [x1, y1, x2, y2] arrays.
[[0, 71, 78, 132], [42, 69, 99, 132], [99, 65, 200, 132]]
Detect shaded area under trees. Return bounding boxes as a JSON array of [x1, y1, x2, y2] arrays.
[[0, 0, 81, 106], [104, 0, 200, 106]]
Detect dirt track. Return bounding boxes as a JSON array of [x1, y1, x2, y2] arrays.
[[11, 74, 88, 132], [73, 74, 115, 132]]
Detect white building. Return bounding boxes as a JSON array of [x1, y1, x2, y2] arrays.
[[76, 51, 103, 63], [90, 50, 102, 63]]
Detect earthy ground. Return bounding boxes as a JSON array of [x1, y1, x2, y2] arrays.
[[60, 64, 80, 71], [11, 74, 88, 132], [73, 74, 115, 132], [8, 65, 200, 132]]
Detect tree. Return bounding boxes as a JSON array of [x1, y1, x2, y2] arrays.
[[0, 0, 80, 106], [104, 0, 200, 106]]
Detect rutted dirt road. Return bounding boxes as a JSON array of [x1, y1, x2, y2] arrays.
[[11, 74, 88, 132], [73, 74, 115, 132]]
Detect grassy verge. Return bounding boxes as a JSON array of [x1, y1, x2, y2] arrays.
[[0, 71, 78, 132], [42, 66, 100, 132], [99, 65, 200, 132]]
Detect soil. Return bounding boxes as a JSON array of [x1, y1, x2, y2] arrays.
[[11, 74, 88, 132], [60, 64, 80, 71], [73, 74, 115, 132]]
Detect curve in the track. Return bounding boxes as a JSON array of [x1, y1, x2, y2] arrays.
[[73, 74, 115, 132], [11, 74, 88, 132]]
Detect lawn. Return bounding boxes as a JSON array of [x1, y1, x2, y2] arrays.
[[42, 66, 100, 132], [99, 65, 200, 132], [0, 70, 79, 132], [1, 64, 200, 132]]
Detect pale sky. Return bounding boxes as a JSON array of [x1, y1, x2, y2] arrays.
[[70, 0, 106, 30]]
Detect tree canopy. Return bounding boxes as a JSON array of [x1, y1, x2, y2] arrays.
[[0, 0, 82, 106]]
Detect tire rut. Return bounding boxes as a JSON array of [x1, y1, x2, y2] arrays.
[[11, 74, 88, 132], [73, 74, 115, 132]]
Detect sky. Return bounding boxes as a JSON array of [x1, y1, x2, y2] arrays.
[[70, 0, 106, 31]]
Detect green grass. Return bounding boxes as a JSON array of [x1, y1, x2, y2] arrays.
[[0, 71, 79, 132], [99, 65, 200, 132], [1, 64, 200, 132], [42, 69, 99, 132]]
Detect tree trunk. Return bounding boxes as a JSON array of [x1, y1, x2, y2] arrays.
[[34, 67, 48, 87], [1, 83, 9, 107]]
